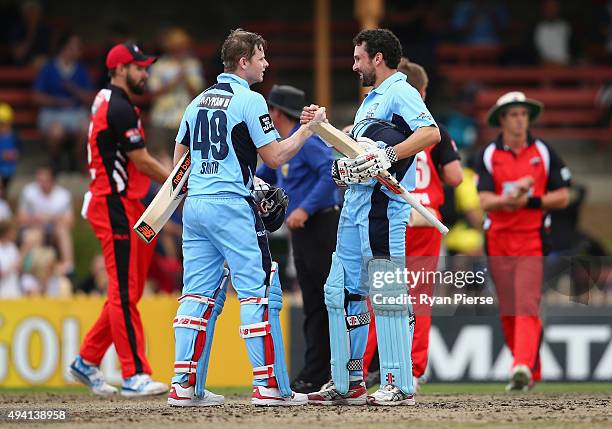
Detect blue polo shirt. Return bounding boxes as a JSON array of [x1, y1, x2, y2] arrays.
[[257, 124, 338, 216], [33, 59, 93, 109]]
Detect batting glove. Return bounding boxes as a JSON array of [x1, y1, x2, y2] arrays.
[[346, 145, 398, 179], [355, 136, 380, 152], [332, 158, 371, 186]]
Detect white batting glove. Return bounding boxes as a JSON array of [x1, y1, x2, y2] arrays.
[[355, 136, 380, 152], [346, 145, 398, 179], [332, 158, 370, 186]]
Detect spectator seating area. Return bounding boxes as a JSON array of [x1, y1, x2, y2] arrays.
[[436, 43, 612, 146], [0, 32, 610, 148]]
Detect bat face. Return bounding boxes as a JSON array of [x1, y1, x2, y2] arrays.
[[308, 121, 365, 158], [133, 150, 191, 243]]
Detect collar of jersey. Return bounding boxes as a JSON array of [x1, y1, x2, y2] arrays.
[[371, 71, 407, 95], [217, 73, 249, 88]]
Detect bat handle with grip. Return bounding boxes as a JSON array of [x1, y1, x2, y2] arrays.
[[402, 192, 449, 235]]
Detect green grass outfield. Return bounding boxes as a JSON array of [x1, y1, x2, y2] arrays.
[[1, 383, 611, 395]]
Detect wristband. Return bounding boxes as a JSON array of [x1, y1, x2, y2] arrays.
[[384, 146, 398, 164], [526, 196, 542, 209]]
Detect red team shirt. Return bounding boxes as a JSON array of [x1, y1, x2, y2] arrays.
[[475, 135, 571, 234], [411, 126, 460, 214], [87, 85, 150, 200]]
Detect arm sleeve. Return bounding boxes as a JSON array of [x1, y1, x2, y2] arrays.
[[546, 145, 571, 191], [393, 84, 438, 131], [298, 138, 337, 215], [176, 110, 191, 147], [474, 148, 495, 192], [108, 100, 145, 152], [430, 126, 461, 169], [255, 164, 277, 185], [244, 92, 280, 148]]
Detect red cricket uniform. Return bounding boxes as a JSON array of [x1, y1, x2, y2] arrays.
[[80, 85, 156, 378], [476, 134, 570, 381], [364, 126, 460, 379]]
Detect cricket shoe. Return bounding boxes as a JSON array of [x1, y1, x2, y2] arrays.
[[367, 384, 416, 406], [505, 365, 533, 392], [251, 386, 308, 406], [167, 383, 224, 407], [307, 380, 367, 405], [121, 374, 169, 397], [68, 356, 117, 396]]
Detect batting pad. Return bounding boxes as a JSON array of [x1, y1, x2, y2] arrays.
[[267, 262, 292, 397], [195, 269, 229, 398], [172, 268, 229, 397], [368, 258, 414, 395], [324, 253, 351, 394]]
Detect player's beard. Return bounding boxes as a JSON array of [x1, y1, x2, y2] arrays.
[[127, 74, 146, 95], [360, 67, 376, 87]]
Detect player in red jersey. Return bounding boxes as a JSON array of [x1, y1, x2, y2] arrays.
[[476, 91, 570, 391], [69, 43, 171, 397], [363, 59, 463, 388]]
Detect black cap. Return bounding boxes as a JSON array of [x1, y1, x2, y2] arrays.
[[267, 85, 305, 119]]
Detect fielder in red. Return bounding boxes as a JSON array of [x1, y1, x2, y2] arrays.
[[476, 91, 570, 391], [363, 59, 463, 387], [69, 43, 171, 397]]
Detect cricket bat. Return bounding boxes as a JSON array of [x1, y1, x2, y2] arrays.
[[133, 150, 191, 243], [309, 121, 449, 235]]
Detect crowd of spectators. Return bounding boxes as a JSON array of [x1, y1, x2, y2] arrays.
[[0, 0, 610, 299]]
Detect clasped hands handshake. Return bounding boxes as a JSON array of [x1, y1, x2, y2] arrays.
[[301, 104, 398, 186]]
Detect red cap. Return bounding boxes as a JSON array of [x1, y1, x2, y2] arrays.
[[106, 42, 156, 69]]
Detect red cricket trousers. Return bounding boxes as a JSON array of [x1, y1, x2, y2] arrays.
[[486, 230, 543, 381], [80, 195, 156, 378], [364, 226, 442, 379]]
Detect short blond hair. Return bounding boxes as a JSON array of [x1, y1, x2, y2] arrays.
[[398, 57, 428, 92], [221, 28, 266, 72]]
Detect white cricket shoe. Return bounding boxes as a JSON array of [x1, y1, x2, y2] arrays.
[[68, 356, 118, 396], [367, 384, 416, 406], [167, 383, 224, 407], [307, 380, 367, 405], [251, 386, 308, 406], [121, 374, 169, 397], [505, 364, 532, 392]]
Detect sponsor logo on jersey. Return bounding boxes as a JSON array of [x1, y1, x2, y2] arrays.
[[530, 156, 542, 165], [365, 103, 379, 118], [198, 94, 232, 110], [561, 166, 571, 181], [125, 128, 143, 144], [259, 114, 275, 134], [417, 112, 433, 122]]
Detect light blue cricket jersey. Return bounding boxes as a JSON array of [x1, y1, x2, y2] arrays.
[[176, 73, 280, 197], [352, 71, 437, 198]]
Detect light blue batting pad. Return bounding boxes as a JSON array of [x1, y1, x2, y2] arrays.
[[324, 252, 351, 394], [195, 268, 229, 398], [368, 258, 414, 395], [267, 262, 292, 397]]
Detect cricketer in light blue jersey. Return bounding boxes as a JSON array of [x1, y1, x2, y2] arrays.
[[176, 73, 280, 197], [169, 28, 325, 407], [306, 29, 440, 406]]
